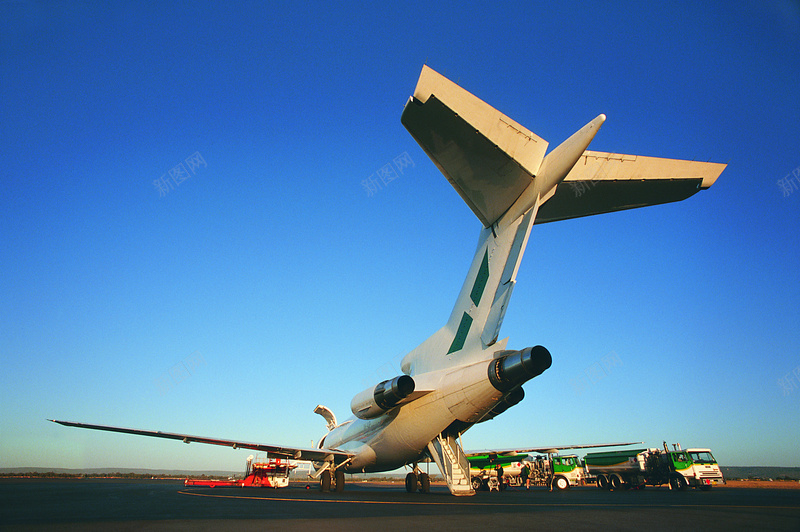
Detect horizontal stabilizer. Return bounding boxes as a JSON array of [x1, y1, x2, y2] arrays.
[[536, 151, 726, 224], [402, 66, 548, 227]]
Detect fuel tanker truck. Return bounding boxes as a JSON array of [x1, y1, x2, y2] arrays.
[[584, 443, 724, 491]]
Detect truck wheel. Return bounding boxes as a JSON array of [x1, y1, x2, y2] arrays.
[[320, 470, 331, 493], [553, 476, 569, 491], [419, 473, 430, 493], [610, 474, 623, 490], [597, 474, 609, 490], [670, 475, 687, 491], [471, 476, 482, 491], [405, 472, 417, 493]]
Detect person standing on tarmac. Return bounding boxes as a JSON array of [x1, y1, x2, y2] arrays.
[[521, 463, 530, 489]]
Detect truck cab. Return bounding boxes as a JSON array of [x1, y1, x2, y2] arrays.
[[684, 448, 724, 490], [551, 454, 584, 489]]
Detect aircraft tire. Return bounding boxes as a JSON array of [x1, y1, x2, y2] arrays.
[[320, 470, 332, 493], [419, 472, 430, 493], [405, 472, 417, 493], [334, 468, 345, 492]]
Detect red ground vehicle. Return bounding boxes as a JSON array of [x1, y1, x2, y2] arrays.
[[184, 455, 297, 488]]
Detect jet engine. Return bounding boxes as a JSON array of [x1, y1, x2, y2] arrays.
[[480, 385, 525, 422], [350, 375, 415, 420], [488, 346, 552, 392]]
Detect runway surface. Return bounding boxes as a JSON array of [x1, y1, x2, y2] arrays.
[[2, 478, 799, 530]]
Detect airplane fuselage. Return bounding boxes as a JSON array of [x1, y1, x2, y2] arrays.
[[320, 346, 552, 472], [319, 358, 501, 472]]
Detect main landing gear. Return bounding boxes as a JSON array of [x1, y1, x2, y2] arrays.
[[405, 468, 431, 493], [319, 468, 346, 493]]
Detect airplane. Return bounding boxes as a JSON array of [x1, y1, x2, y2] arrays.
[[51, 65, 725, 496]]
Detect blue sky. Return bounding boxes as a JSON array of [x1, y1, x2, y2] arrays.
[[2, 1, 799, 471]]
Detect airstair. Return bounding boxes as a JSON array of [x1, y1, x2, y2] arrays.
[[427, 432, 475, 496]]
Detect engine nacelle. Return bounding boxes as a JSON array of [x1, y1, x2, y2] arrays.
[[350, 375, 415, 420], [479, 385, 525, 422], [488, 346, 552, 392]]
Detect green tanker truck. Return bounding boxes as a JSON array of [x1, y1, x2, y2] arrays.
[[584, 443, 724, 491]]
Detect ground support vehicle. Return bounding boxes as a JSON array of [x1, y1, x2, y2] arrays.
[[184, 456, 297, 488], [585, 444, 724, 491], [526, 454, 584, 490], [469, 454, 584, 491]]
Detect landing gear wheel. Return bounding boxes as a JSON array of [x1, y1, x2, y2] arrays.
[[320, 470, 331, 493], [334, 468, 345, 493], [554, 476, 570, 491], [670, 475, 687, 491], [471, 476, 482, 491], [419, 472, 430, 493], [405, 472, 417, 493]]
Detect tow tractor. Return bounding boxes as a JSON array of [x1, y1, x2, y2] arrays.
[[184, 455, 298, 488]]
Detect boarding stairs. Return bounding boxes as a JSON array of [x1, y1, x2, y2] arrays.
[[427, 432, 475, 496]]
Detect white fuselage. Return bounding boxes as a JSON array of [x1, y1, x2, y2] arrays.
[[319, 357, 502, 472]]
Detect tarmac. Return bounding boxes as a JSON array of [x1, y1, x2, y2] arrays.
[[2, 478, 799, 531]]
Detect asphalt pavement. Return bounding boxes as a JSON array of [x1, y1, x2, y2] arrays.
[[2, 479, 799, 531]]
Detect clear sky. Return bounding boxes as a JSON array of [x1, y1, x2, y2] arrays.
[[2, 1, 799, 472]]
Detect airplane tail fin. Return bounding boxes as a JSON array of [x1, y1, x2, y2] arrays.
[[401, 67, 601, 374], [400, 66, 722, 375]]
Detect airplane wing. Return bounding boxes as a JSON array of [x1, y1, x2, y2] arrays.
[[466, 441, 643, 458], [49, 420, 353, 464], [401, 66, 725, 228], [535, 151, 726, 224]]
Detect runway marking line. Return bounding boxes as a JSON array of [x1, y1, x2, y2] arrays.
[[178, 490, 799, 510]]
